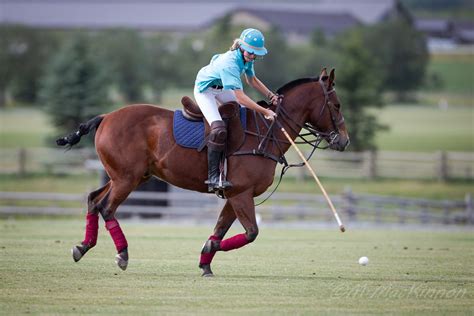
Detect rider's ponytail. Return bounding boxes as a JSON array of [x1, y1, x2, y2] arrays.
[[230, 39, 240, 51]]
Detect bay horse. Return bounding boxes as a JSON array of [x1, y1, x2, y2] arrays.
[[57, 68, 349, 276]]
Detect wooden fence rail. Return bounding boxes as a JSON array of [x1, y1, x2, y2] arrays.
[[1, 148, 472, 180], [1, 191, 472, 226], [297, 150, 474, 181]]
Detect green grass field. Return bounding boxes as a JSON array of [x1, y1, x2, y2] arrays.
[[0, 107, 54, 148], [372, 105, 473, 152], [427, 54, 474, 95], [0, 219, 472, 314]]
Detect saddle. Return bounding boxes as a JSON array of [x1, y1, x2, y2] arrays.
[[174, 96, 246, 151], [181, 96, 239, 122]]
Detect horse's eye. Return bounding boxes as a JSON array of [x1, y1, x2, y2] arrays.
[[335, 104, 341, 110]]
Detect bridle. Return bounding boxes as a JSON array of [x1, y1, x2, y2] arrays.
[[232, 78, 345, 164], [231, 78, 346, 205], [303, 79, 345, 148], [276, 79, 345, 152]]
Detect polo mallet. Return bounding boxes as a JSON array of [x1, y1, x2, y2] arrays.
[[280, 127, 345, 232]]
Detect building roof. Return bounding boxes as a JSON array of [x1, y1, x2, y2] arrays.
[[414, 18, 474, 43], [452, 21, 474, 43], [1, 0, 401, 32], [0, 1, 236, 31], [250, 0, 401, 25], [236, 8, 361, 37], [414, 19, 452, 33]]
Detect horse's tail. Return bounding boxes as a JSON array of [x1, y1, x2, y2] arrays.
[[56, 115, 105, 148]]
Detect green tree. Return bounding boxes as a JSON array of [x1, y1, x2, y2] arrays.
[[286, 31, 338, 81], [92, 30, 150, 103], [172, 36, 207, 88], [256, 27, 290, 91], [0, 25, 58, 106], [310, 28, 327, 47], [145, 33, 177, 101], [210, 14, 233, 48], [39, 33, 110, 142], [335, 29, 386, 151], [365, 19, 428, 100]]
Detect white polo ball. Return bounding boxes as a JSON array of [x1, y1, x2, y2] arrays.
[[358, 256, 369, 266]]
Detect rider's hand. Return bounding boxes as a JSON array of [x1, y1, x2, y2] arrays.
[[269, 93, 280, 106], [264, 109, 277, 121]]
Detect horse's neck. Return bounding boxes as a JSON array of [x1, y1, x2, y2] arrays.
[[242, 97, 306, 157], [279, 93, 309, 136]]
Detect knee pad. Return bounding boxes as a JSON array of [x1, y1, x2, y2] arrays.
[[208, 120, 227, 151]]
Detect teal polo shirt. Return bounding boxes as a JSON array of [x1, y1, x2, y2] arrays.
[[195, 49, 255, 93]]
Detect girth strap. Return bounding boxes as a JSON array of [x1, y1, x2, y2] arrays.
[[231, 149, 286, 164]]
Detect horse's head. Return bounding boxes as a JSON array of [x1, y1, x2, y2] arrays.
[[305, 68, 350, 151]]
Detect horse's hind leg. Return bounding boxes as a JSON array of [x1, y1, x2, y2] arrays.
[[72, 182, 112, 262], [98, 180, 139, 271], [72, 176, 140, 270], [199, 200, 236, 277]]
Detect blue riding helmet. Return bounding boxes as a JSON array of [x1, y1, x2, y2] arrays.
[[238, 28, 268, 56]]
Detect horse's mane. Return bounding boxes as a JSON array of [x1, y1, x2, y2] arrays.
[[276, 76, 320, 95]]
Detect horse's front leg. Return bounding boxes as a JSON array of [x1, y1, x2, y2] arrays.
[[220, 190, 258, 251], [200, 190, 258, 276], [200, 200, 236, 277]]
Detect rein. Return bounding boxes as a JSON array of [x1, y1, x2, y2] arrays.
[[233, 79, 344, 162]]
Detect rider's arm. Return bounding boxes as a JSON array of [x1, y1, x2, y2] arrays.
[[234, 89, 276, 120], [245, 75, 279, 105]]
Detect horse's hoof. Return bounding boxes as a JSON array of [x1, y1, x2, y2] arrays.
[[71, 244, 89, 262], [115, 250, 128, 271], [71, 246, 83, 262], [199, 263, 214, 277]]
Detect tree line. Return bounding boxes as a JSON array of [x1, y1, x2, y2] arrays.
[[0, 18, 428, 151]]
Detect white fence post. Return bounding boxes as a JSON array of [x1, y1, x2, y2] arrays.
[[437, 151, 448, 181], [18, 148, 27, 176], [370, 150, 377, 179], [364, 150, 377, 179], [466, 193, 473, 224]]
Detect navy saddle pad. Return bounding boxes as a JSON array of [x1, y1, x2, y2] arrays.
[[173, 108, 247, 149]]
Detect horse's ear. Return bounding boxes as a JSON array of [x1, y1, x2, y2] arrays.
[[329, 68, 335, 82], [320, 68, 328, 77]]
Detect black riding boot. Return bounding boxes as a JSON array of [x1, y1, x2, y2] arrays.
[[205, 148, 232, 192]]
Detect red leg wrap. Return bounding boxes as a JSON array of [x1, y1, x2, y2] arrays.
[[220, 233, 249, 251], [82, 213, 99, 247], [105, 219, 128, 253], [199, 235, 221, 265]]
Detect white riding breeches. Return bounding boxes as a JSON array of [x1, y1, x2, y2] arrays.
[[193, 86, 238, 124]]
